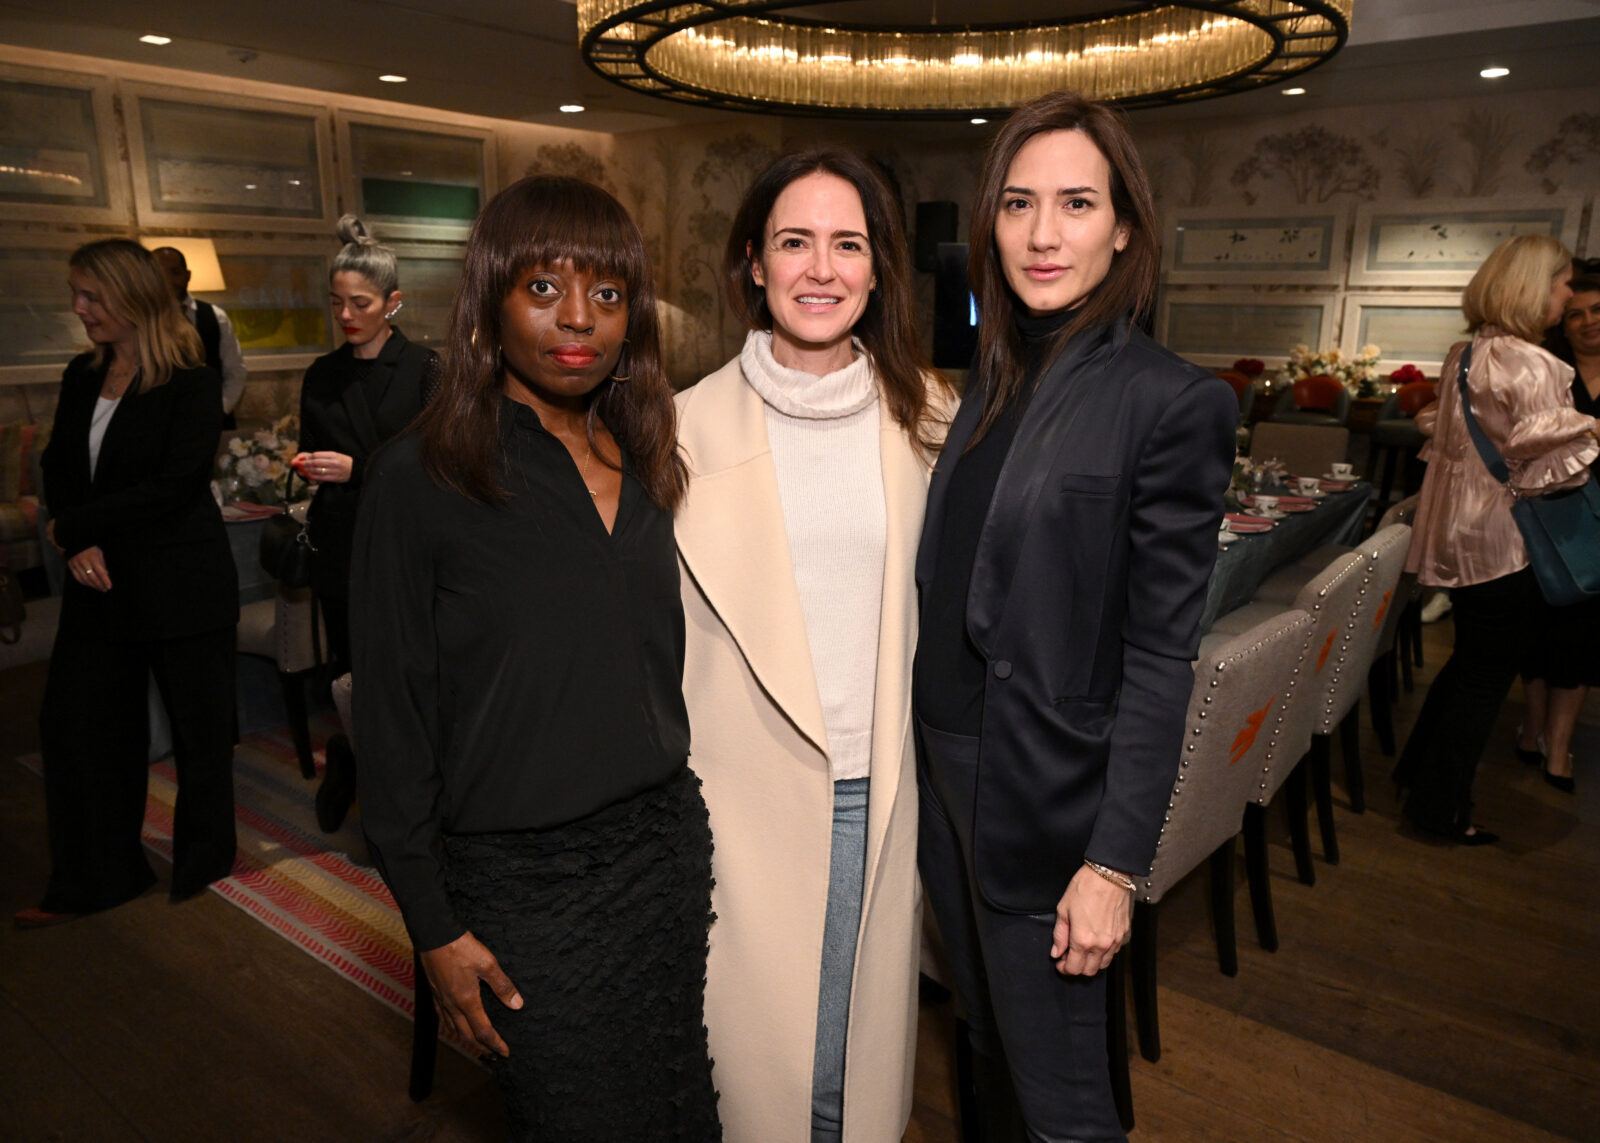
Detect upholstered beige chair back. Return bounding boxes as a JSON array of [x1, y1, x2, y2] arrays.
[[332, 673, 354, 751], [1248, 423, 1349, 478], [1143, 608, 1315, 903], [1250, 550, 1366, 806], [1308, 525, 1412, 734], [236, 584, 325, 674]]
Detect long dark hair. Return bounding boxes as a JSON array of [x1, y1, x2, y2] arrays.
[[1542, 259, 1600, 365], [723, 149, 950, 455], [417, 176, 687, 510], [967, 91, 1160, 446]]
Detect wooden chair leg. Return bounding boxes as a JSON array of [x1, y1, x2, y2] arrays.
[[1209, 839, 1239, 977], [1285, 760, 1316, 886], [1131, 901, 1159, 1063], [1369, 655, 1395, 758], [1106, 948, 1134, 1134], [1340, 702, 1365, 814], [279, 669, 315, 780], [410, 951, 438, 1102], [1309, 734, 1340, 865], [1243, 803, 1279, 952]]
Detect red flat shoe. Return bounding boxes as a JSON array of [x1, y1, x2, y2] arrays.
[[13, 906, 81, 930]]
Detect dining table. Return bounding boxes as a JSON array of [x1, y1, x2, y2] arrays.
[[1200, 480, 1370, 632]]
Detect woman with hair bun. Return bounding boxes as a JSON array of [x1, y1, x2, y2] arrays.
[[295, 214, 438, 830]]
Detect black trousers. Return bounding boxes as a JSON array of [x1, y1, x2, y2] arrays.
[[39, 626, 238, 912], [1396, 567, 1540, 834], [916, 718, 1126, 1143]]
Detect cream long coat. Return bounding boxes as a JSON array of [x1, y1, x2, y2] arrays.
[[674, 356, 939, 1143]]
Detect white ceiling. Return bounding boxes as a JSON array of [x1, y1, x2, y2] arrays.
[[0, 0, 1596, 134]]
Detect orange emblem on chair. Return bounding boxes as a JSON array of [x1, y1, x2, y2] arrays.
[[1230, 696, 1277, 764], [1373, 588, 1393, 629], [1316, 630, 1337, 672]]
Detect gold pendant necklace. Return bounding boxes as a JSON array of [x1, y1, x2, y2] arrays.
[[580, 444, 597, 499]]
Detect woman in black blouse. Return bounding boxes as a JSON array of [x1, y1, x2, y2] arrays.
[[1519, 262, 1600, 791], [295, 215, 437, 829], [351, 177, 719, 1141], [18, 239, 238, 928]]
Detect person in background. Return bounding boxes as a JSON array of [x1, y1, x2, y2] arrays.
[[152, 246, 248, 429], [1516, 260, 1600, 792], [17, 238, 238, 929], [673, 149, 952, 1143], [352, 176, 719, 1141], [914, 91, 1236, 1140], [1395, 237, 1600, 841], [294, 215, 438, 831]]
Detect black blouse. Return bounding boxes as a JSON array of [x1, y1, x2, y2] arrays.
[[915, 309, 1072, 735], [349, 398, 690, 951]]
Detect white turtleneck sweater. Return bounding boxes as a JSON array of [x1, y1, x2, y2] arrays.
[[740, 330, 886, 783]]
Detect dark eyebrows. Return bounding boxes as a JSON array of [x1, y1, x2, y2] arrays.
[[1001, 185, 1101, 197], [772, 226, 869, 241]]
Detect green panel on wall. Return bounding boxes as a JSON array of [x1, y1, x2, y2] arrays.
[[361, 177, 478, 221]]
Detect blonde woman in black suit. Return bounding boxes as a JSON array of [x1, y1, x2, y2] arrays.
[[18, 239, 238, 928]]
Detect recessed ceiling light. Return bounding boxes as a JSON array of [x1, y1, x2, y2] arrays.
[[970, 117, 988, 125], [139, 34, 172, 46], [1480, 66, 1509, 79], [287, 179, 301, 186], [244, 183, 257, 190], [1283, 87, 1306, 96], [560, 104, 585, 113], [378, 74, 408, 83]]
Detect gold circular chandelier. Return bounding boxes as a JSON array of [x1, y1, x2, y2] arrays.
[[577, 1, 1354, 118]]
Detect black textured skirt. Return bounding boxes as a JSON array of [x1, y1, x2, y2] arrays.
[[443, 767, 721, 1142]]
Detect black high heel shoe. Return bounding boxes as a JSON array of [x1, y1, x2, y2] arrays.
[[1543, 759, 1576, 794], [1515, 745, 1546, 766]]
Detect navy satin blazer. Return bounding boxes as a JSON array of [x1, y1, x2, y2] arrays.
[[917, 318, 1236, 913]]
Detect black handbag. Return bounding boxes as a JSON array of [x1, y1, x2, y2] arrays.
[[258, 469, 317, 589], [1455, 342, 1600, 606]]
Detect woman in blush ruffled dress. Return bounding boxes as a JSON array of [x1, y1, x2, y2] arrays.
[[1396, 237, 1600, 841]]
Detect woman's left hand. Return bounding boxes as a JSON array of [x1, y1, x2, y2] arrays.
[[1050, 864, 1132, 976], [294, 451, 354, 485], [67, 545, 113, 592]]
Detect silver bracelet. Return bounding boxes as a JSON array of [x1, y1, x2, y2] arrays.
[[1084, 860, 1136, 893]]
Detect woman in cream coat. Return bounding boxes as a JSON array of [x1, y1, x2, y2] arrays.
[[675, 150, 951, 1143]]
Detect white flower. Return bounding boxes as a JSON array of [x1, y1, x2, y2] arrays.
[[228, 437, 249, 458], [1360, 344, 1381, 360]]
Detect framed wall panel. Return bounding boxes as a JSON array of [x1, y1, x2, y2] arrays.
[[1161, 206, 1349, 286], [1339, 292, 1466, 374], [0, 233, 102, 384], [338, 113, 494, 240], [1155, 290, 1340, 369], [123, 83, 336, 231], [391, 245, 464, 350], [204, 240, 335, 372], [0, 63, 130, 223], [1349, 197, 1584, 287]]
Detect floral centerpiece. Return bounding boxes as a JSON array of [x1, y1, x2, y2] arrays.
[[1232, 358, 1266, 379], [1388, 363, 1428, 388], [216, 415, 299, 505], [1286, 343, 1384, 398]]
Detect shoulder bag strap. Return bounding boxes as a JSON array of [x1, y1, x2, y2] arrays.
[[1453, 342, 1513, 487]]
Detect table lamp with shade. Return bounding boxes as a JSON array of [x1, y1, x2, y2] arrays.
[[137, 235, 226, 293]]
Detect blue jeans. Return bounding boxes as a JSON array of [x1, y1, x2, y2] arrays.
[[811, 776, 869, 1143]]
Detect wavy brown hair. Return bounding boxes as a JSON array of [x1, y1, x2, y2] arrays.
[[70, 238, 203, 393], [967, 91, 1160, 446], [417, 176, 687, 510], [724, 148, 950, 455]]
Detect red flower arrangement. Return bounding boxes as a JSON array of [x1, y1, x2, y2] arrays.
[[1388, 364, 1428, 386], [1232, 358, 1266, 377]]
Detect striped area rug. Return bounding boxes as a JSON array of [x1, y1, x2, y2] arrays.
[[19, 720, 470, 1054]]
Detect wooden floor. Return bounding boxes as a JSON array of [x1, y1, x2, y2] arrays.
[[3, 616, 1597, 1143]]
